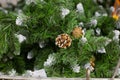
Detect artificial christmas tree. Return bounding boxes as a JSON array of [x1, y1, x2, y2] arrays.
[[0, 0, 120, 79]]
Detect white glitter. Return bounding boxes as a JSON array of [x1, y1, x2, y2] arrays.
[[16, 13, 27, 26], [113, 30, 120, 42], [27, 51, 34, 59], [16, 16, 23, 26], [76, 3, 84, 13], [8, 69, 17, 76], [110, 6, 115, 12], [15, 34, 26, 43], [95, 12, 101, 17], [26, 0, 36, 5], [102, 13, 108, 16], [105, 39, 112, 46], [61, 8, 70, 18], [79, 22, 84, 27], [44, 53, 55, 67], [90, 19, 97, 27], [84, 63, 94, 72], [72, 64, 80, 73], [39, 41, 46, 48], [95, 28, 101, 35], [81, 36, 87, 44], [97, 47, 106, 53]]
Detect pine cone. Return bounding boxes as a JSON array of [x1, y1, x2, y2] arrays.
[[55, 33, 72, 49], [90, 56, 95, 67], [72, 27, 83, 38]]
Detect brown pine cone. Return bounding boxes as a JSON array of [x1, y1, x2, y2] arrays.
[[72, 27, 83, 38], [55, 33, 72, 49], [90, 56, 95, 67]]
